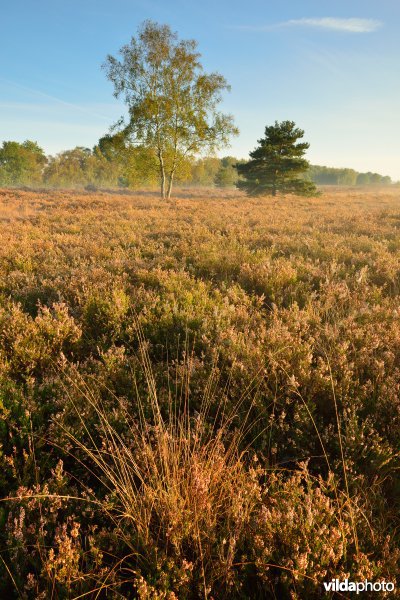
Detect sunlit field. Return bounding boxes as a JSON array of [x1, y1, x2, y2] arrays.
[[1, 186, 400, 598]]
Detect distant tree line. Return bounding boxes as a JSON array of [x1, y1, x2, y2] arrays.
[[0, 138, 245, 189], [0, 138, 393, 190], [0, 141, 47, 186], [307, 164, 392, 186]]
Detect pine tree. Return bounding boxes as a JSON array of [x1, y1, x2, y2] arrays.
[[237, 120, 318, 197]]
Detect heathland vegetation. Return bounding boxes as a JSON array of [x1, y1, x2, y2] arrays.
[[1, 18, 399, 600], [1, 187, 400, 598]]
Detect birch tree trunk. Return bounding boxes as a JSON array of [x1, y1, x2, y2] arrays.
[[158, 151, 166, 199], [166, 169, 175, 200]]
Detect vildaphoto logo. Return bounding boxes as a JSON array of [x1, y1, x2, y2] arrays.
[[323, 579, 395, 594]]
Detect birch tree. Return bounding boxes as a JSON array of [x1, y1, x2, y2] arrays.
[[103, 20, 238, 199]]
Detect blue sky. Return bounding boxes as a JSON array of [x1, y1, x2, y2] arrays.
[[1, 0, 399, 179]]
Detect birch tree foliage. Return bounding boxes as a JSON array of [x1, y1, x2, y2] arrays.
[[103, 20, 238, 199]]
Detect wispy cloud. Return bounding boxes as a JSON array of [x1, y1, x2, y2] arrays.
[[234, 17, 382, 34], [0, 77, 113, 121], [284, 18, 382, 33]]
